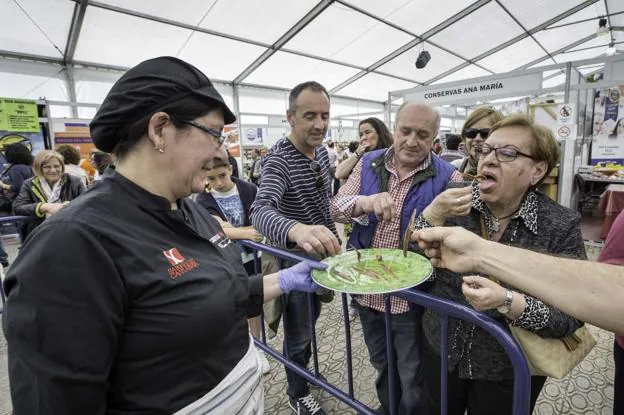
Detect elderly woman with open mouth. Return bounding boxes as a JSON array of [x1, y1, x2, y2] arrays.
[[414, 114, 587, 415]]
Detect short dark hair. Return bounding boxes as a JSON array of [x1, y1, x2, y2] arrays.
[[359, 117, 393, 150], [288, 81, 330, 113], [56, 144, 82, 165], [253, 149, 261, 155], [4, 143, 33, 166], [113, 96, 220, 161], [445, 134, 461, 150], [327, 141, 334, 148], [348, 141, 359, 153]]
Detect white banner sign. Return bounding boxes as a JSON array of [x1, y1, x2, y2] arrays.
[[404, 73, 543, 105]]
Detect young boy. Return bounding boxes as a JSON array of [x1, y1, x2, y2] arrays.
[[195, 159, 270, 373]]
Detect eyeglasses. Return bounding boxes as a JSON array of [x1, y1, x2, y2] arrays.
[[462, 128, 491, 139], [475, 143, 536, 162], [310, 160, 324, 190], [181, 120, 226, 146]]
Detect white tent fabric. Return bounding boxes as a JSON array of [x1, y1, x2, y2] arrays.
[[1, 0, 623, 112]]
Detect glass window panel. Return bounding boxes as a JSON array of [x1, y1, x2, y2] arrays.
[[577, 64, 604, 75], [284, 5, 413, 67], [343, 0, 477, 35], [378, 42, 465, 83], [199, 0, 319, 44], [499, 0, 585, 31], [78, 107, 98, 119], [49, 105, 73, 118], [330, 97, 384, 117], [244, 51, 360, 91], [97, 0, 217, 25], [533, 3, 606, 52], [543, 73, 566, 88], [238, 87, 288, 115], [432, 65, 490, 84], [178, 32, 266, 81], [75, 7, 191, 68], [0, 71, 68, 101], [0, 0, 73, 57], [336, 73, 417, 102], [477, 38, 546, 73], [76, 80, 116, 104], [240, 115, 268, 125], [428, 2, 524, 59]]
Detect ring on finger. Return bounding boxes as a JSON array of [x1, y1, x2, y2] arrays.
[[456, 197, 462, 205]]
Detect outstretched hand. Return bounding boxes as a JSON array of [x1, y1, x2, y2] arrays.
[[411, 226, 484, 273]]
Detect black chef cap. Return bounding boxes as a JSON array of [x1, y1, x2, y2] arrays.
[[90, 56, 236, 153]]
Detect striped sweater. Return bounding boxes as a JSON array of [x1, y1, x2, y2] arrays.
[[250, 137, 337, 248]]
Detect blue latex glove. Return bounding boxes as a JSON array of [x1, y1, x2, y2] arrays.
[[278, 260, 328, 294]]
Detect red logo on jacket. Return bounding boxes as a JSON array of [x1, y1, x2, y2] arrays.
[[163, 247, 199, 279]]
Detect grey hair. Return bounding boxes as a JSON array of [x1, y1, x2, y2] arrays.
[[394, 101, 441, 136]]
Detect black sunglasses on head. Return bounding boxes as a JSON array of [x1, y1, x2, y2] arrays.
[[310, 160, 324, 190], [462, 128, 491, 139]]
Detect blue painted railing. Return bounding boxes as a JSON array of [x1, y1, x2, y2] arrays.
[[242, 240, 531, 415]]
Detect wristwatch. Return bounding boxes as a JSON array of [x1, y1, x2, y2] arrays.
[[497, 289, 514, 314]]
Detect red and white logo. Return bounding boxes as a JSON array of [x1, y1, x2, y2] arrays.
[[163, 247, 186, 266]]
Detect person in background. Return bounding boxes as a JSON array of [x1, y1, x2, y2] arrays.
[[90, 150, 114, 182], [56, 145, 89, 188], [439, 134, 464, 164], [250, 148, 262, 185], [79, 150, 97, 181], [334, 143, 347, 195], [0, 143, 34, 266], [453, 107, 504, 173], [227, 148, 239, 178], [195, 158, 271, 374], [331, 102, 457, 415], [597, 210, 624, 415], [13, 150, 86, 238], [433, 138, 442, 155], [326, 141, 338, 195], [251, 81, 340, 415], [335, 117, 393, 181], [416, 115, 584, 415]]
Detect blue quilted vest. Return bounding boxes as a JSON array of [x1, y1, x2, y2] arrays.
[[347, 149, 456, 250]]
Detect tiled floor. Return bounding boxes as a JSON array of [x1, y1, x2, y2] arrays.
[[0, 241, 615, 415]]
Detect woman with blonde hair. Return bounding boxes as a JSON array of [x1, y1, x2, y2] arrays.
[[13, 150, 86, 237], [453, 107, 504, 175]]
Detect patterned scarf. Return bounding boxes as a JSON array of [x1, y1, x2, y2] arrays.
[[39, 175, 64, 203]]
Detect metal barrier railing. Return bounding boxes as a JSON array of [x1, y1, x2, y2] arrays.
[[242, 240, 531, 415], [0, 218, 531, 413]]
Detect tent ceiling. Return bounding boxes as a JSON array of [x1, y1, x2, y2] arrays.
[[1, 0, 622, 104]]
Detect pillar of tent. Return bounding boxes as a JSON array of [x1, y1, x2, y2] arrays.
[[388, 54, 624, 210]]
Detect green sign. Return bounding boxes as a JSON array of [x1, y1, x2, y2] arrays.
[[0, 98, 40, 132]]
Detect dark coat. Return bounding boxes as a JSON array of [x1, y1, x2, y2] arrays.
[[13, 174, 86, 238]]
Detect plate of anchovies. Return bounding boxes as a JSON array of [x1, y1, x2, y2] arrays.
[[311, 247, 433, 294]]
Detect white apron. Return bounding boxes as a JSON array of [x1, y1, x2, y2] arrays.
[[175, 336, 264, 414]]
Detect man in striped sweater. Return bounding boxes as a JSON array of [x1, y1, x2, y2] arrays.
[[251, 81, 340, 415]]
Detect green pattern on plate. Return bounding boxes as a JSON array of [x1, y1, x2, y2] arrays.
[[312, 248, 433, 294]]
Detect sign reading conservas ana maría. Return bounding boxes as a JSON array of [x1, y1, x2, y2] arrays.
[[403, 72, 543, 105]]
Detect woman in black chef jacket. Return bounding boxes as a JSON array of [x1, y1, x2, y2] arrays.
[[2, 57, 322, 415]]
